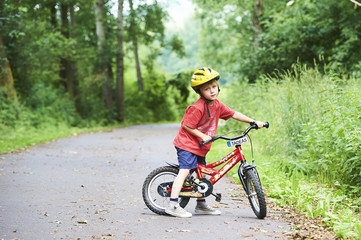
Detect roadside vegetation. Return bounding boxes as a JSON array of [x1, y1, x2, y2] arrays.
[[209, 64, 361, 239]]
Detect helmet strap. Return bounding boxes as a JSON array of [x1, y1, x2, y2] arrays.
[[197, 91, 212, 117]]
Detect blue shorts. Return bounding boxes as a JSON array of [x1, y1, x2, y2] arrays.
[[175, 147, 206, 169]]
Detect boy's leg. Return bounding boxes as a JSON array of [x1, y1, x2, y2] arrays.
[[170, 169, 189, 198], [165, 169, 192, 218], [195, 199, 221, 215], [194, 155, 221, 215]]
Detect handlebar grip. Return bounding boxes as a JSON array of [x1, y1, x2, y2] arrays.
[[251, 121, 269, 129], [199, 136, 219, 147]]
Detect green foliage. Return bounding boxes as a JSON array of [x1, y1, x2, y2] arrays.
[[223, 63, 361, 189], [125, 2, 168, 45], [193, 0, 361, 82], [167, 35, 186, 58], [296, 75, 361, 190], [209, 139, 361, 238], [193, 0, 255, 81], [159, 16, 201, 73], [166, 70, 193, 118], [0, 0, 188, 130], [25, 83, 80, 126], [256, 0, 361, 77], [0, 88, 21, 128], [211, 63, 361, 238]]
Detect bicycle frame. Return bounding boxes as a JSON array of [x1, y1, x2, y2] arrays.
[[178, 122, 268, 197], [195, 145, 246, 185]]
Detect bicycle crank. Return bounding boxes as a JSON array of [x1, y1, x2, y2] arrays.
[[191, 178, 222, 201], [188, 178, 213, 198]]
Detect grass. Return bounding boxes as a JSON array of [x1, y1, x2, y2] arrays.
[[206, 123, 361, 239], [213, 63, 361, 238]]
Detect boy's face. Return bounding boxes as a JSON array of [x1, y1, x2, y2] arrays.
[[199, 80, 219, 102]]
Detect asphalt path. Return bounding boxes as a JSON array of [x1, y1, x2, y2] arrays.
[[0, 124, 292, 239]]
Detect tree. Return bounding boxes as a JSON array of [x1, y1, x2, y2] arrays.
[[94, 0, 113, 109], [252, 0, 263, 46], [69, 3, 81, 111], [0, 34, 16, 99], [0, 0, 185, 125], [59, 2, 80, 111], [128, 0, 144, 91], [115, 0, 125, 121], [194, 0, 361, 82], [193, 0, 256, 80]]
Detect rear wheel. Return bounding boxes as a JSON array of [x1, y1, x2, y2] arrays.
[[142, 166, 190, 215], [244, 169, 267, 219]]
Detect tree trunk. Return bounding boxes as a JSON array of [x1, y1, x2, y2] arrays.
[[0, 34, 17, 99], [69, 4, 81, 112], [94, 0, 113, 110], [128, 0, 144, 91], [116, 0, 125, 121], [60, 3, 73, 97], [253, 0, 263, 47], [49, 1, 57, 28]]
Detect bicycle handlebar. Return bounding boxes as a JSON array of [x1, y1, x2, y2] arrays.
[[199, 121, 269, 147]]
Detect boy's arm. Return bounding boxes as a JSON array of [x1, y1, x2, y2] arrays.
[[232, 111, 264, 129], [182, 124, 212, 142]]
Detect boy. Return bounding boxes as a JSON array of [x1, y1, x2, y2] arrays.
[[165, 67, 265, 218]]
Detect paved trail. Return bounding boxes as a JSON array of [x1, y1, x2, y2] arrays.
[[0, 124, 292, 240]]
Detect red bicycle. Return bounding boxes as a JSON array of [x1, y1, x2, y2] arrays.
[[142, 122, 269, 219]]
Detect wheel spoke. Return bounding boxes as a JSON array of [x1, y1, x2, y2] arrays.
[[143, 166, 190, 215]]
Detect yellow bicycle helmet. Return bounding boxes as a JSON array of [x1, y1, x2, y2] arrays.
[[191, 67, 220, 91]]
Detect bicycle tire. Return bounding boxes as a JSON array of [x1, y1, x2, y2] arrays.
[[142, 166, 190, 215], [244, 168, 267, 219]]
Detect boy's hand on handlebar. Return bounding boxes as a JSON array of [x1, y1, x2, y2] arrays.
[[199, 135, 212, 147], [255, 121, 264, 129], [250, 120, 269, 129], [202, 135, 212, 142]]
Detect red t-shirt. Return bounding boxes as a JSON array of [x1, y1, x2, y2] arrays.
[[173, 98, 235, 157]]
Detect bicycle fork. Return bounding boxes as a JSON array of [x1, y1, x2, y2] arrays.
[[238, 161, 257, 196]]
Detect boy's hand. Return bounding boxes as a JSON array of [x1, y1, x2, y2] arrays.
[[182, 124, 213, 143], [201, 135, 212, 142], [255, 121, 264, 129]]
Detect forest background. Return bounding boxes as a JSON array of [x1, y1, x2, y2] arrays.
[[1, 0, 361, 238]]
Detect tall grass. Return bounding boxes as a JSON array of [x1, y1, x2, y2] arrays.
[[223, 63, 361, 190], [213, 63, 361, 238]]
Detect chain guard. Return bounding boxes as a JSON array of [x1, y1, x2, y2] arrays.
[[157, 178, 214, 198]]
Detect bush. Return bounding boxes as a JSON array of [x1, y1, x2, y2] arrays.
[[222, 63, 361, 190]]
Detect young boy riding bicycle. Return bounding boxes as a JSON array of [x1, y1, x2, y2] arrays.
[[166, 67, 265, 218]]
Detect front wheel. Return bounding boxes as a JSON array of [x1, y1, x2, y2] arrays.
[[244, 168, 267, 219], [142, 166, 190, 215]]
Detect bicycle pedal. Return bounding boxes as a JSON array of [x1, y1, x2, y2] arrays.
[[215, 193, 222, 202]]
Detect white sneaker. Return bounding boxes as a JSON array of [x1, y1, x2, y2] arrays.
[[165, 202, 192, 218], [195, 201, 221, 215]]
